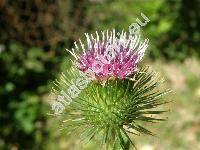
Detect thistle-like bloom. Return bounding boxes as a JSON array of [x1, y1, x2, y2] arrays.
[[67, 30, 149, 79], [52, 30, 171, 150]]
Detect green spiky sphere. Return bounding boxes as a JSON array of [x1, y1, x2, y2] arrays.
[[51, 66, 170, 149]]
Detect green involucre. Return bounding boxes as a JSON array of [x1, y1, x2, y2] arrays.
[[52, 66, 171, 149]]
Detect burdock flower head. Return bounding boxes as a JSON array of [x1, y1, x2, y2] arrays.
[[67, 30, 149, 79], [52, 30, 171, 150]]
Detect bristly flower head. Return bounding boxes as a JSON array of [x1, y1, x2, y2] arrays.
[[66, 30, 149, 79], [52, 30, 171, 150]]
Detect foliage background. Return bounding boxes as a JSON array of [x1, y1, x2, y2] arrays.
[[0, 0, 199, 149]]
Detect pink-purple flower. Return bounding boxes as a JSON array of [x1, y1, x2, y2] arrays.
[[67, 30, 149, 80]]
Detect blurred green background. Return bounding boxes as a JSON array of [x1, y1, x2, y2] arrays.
[[0, 0, 200, 149]]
